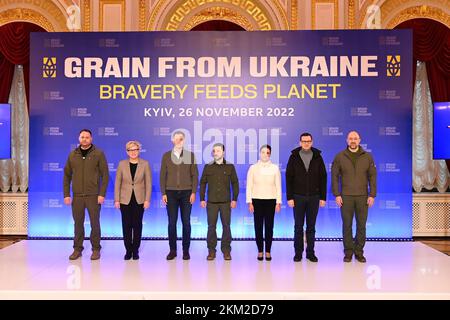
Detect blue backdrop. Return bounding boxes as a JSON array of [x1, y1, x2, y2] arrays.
[[29, 30, 412, 238], [433, 101, 450, 159], [0, 104, 11, 159]]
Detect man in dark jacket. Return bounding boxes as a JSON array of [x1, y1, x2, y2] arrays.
[[63, 129, 109, 261], [286, 133, 327, 262], [200, 143, 239, 261], [332, 130, 377, 263]]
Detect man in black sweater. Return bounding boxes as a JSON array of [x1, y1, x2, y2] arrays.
[[286, 133, 327, 262]]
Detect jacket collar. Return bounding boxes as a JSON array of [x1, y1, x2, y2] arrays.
[[75, 144, 96, 154], [291, 146, 322, 158], [209, 158, 227, 165], [345, 146, 366, 155]]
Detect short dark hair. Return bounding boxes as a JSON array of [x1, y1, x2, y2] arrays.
[[260, 144, 271, 152], [213, 143, 225, 151], [172, 130, 185, 139], [300, 132, 312, 141], [79, 129, 92, 136]]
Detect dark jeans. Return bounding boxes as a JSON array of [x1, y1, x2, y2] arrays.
[[293, 194, 320, 255], [166, 190, 192, 252], [72, 195, 101, 252], [341, 195, 369, 256], [120, 193, 144, 254], [252, 199, 276, 253], [207, 202, 232, 254]]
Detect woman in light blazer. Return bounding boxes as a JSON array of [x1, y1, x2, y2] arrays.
[[246, 145, 282, 261], [114, 140, 152, 260]]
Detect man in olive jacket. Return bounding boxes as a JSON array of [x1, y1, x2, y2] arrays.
[[332, 131, 377, 263], [63, 129, 109, 261], [200, 143, 239, 261]]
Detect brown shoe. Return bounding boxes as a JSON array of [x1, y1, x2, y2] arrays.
[[223, 252, 232, 261], [69, 250, 82, 260], [90, 250, 101, 260], [206, 251, 216, 261]]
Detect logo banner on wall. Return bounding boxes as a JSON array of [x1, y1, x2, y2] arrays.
[[29, 30, 412, 238]]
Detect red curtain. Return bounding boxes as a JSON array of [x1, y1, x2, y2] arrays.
[[396, 19, 450, 174], [0, 22, 46, 109], [396, 19, 450, 102]]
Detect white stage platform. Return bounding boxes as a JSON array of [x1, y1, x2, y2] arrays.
[[0, 240, 448, 299]]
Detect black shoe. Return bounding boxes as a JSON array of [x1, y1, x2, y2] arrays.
[[293, 253, 302, 262], [182, 251, 190, 260], [343, 254, 352, 262], [166, 251, 177, 260], [257, 253, 264, 261], [355, 255, 366, 263], [306, 254, 318, 262], [124, 252, 132, 260], [265, 253, 272, 261], [132, 252, 139, 260]]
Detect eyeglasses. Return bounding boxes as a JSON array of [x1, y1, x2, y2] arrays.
[[301, 140, 312, 143], [127, 149, 140, 152]]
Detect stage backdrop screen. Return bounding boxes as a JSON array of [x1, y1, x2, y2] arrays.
[[0, 104, 11, 159], [433, 102, 450, 159], [29, 30, 412, 239]]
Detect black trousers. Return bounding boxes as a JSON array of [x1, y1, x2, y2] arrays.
[[252, 199, 276, 253], [120, 193, 144, 254], [293, 194, 320, 255], [166, 190, 192, 252]]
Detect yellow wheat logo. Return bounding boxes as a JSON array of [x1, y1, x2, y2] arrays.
[[43, 57, 56, 78], [387, 55, 400, 77]]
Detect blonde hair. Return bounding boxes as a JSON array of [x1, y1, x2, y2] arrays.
[[126, 140, 141, 151]]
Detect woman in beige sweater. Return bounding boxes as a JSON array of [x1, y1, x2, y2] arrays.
[[246, 145, 282, 261]]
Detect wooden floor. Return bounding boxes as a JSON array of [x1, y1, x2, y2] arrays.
[[417, 238, 450, 256], [0, 236, 449, 255], [0, 236, 25, 249]]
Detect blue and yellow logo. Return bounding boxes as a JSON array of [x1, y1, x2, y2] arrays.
[[387, 55, 400, 77], [42, 57, 56, 78]]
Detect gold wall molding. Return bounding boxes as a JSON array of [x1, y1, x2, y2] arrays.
[[358, 0, 450, 29], [139, 0, 147, 31], [348, 0, 355, 28], [0, 7, 55, 31], [148, 0, 289, 31], [99, 0, 126, 31], [290, 0, 298, 29], [312, 0, 338, 29], [165, 0, 273, 31], [183, 6, 253, 30], [0, 0, 68, 31], [82, 0, 91, 31], [386, 5, 450, 28], [270, 0, 289, 29], [357, 0, 378, 29]]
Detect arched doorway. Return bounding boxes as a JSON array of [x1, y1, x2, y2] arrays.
[[190, 20, 246, 31]]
